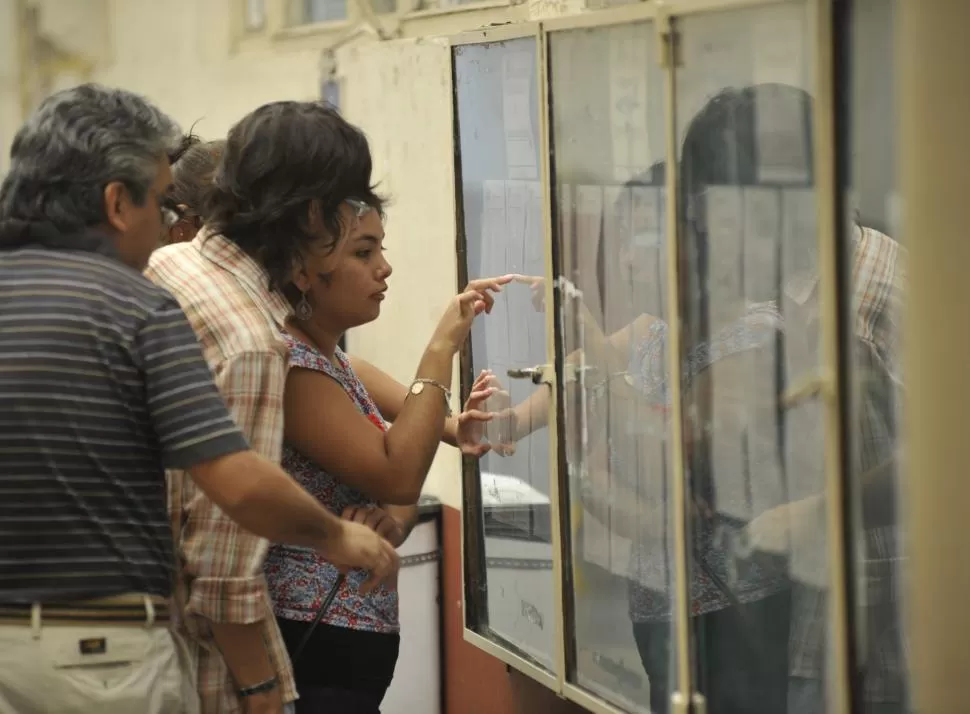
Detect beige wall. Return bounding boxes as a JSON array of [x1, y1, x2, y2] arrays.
[[0, 0, 21, 175], [337, 37, 464, 507]]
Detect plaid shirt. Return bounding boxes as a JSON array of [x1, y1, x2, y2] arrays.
[[145, 229, 297, 713], [787, 224, 907, 703]]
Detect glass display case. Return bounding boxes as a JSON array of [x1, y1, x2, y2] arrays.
[[450, 1, 915, 712]]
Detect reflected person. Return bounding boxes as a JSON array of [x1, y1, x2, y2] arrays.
[[486, 84, 908, 714]]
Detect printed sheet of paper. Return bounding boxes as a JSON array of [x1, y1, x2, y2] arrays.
[[781, 188, 820, 382], [743, 187, 781, 303], [704, 186, 745, 333], [709, 353, 751, 522], [631, 186, 665, 316], [739, 188, 785, 516], [481, 180, 512, 371], [502, 51, 539, 180], [676, 12, 749, 140], [746, 343, 786, 518], [751, 2, 810, 183], [603, 186, 632, 334], [784, 399, 826, 587], [504, 180, 533, 364], [575, 186, 606, 324], [558, 184, 580, 354], [608, 26, 652, 182], [754, 83, 812, 185], [630, 435, 670, 591], [752, 3, 806, 87]]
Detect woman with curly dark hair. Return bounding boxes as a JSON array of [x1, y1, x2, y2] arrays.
[[148, 100, 510, 713]]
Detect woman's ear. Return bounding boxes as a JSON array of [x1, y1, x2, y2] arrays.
[[290, 257, 312, 293]]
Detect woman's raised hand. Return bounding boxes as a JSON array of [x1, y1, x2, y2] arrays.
[[428, 275, 517, 354]]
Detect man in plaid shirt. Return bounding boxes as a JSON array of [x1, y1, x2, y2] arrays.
[[749, 223, 908, 714]]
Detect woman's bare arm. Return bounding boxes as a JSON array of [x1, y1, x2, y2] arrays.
[[349, 356, 461, 448]]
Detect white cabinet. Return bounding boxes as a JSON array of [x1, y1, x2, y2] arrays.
[[383, 516, 442, 714]]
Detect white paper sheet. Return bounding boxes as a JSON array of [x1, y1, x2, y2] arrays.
[[575, 185, 606, 324], [781, 188, 820, 381], [752, 3, 806, 87], [754, 82, 812, 185], [704, 186, 745, 333], [502, 51, 539, 180], [743, 187, 781, 303], [608, 26, 652, 182]]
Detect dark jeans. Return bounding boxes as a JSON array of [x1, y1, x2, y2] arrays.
[[632, 590, 792, 714], [276, 617, 400, 714]]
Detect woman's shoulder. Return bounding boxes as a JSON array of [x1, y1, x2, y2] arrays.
[[283, 332, 345, 381]]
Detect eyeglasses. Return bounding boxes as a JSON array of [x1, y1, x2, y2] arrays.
[[344, 198, 372, 218]]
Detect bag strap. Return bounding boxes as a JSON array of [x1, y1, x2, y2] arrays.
[[289, 574, 346, 665]]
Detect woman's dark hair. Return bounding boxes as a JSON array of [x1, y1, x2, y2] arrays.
[[170, 134, 225, 219], [206, 101, 384, 290], [678, 84, 814, 343]]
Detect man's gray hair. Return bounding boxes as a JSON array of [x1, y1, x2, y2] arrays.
[[0, 84, 182, 234]]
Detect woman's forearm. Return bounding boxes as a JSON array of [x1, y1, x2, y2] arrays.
[[385, 505, 420, 547], [378, 344, 453, 504], [350, 354, 459, 448]]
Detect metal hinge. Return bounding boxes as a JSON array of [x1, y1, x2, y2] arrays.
[[658, 16, 682, 70]]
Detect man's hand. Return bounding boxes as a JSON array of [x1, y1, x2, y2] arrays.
[[317, 519, 399, 594], [342, 505, 407, 548]]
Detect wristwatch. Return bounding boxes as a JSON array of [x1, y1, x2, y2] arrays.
[[409, 378, 452, 417]]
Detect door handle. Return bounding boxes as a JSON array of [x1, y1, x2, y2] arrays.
[[507, 364, 554, 386], [562, 363, 598, 384]]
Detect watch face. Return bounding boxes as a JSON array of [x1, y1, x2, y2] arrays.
[[410, 381, 425, 396]]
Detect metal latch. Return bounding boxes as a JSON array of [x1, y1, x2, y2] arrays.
[[507, 364, 555, 386]]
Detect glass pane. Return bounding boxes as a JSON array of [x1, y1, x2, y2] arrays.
[[674, 4, 823, 712], [548, 22, 669, 714], [453, 37, 558, 673], [421, 0, 485, 9], [321, 78, 341, 109], [245, 0, 266, 30], [842, 1, 910, 712], [371, 0, 397, 14], [298, 0, 347, 23]]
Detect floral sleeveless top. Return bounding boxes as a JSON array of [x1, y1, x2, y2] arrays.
[[264, 337, 399, 634]]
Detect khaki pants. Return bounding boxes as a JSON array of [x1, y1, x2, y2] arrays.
[[0, 605, 199, 714]]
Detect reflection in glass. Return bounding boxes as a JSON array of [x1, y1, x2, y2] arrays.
[[843, 1, 910, 712], [453, 38, 558, 672], [546, 22, 668, 714], [297, 0, 348, 23], [675, 4, 820, 713]]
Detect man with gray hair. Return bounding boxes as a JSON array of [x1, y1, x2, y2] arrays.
[[0, 84, 397, 713]]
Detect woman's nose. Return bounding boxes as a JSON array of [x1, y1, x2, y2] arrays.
[[378, 257, 393, 279]]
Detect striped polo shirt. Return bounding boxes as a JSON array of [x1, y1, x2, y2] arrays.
[[0, 224, 249, 604]]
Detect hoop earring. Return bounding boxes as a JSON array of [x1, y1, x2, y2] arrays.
[[296, 291, 313, 321]]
